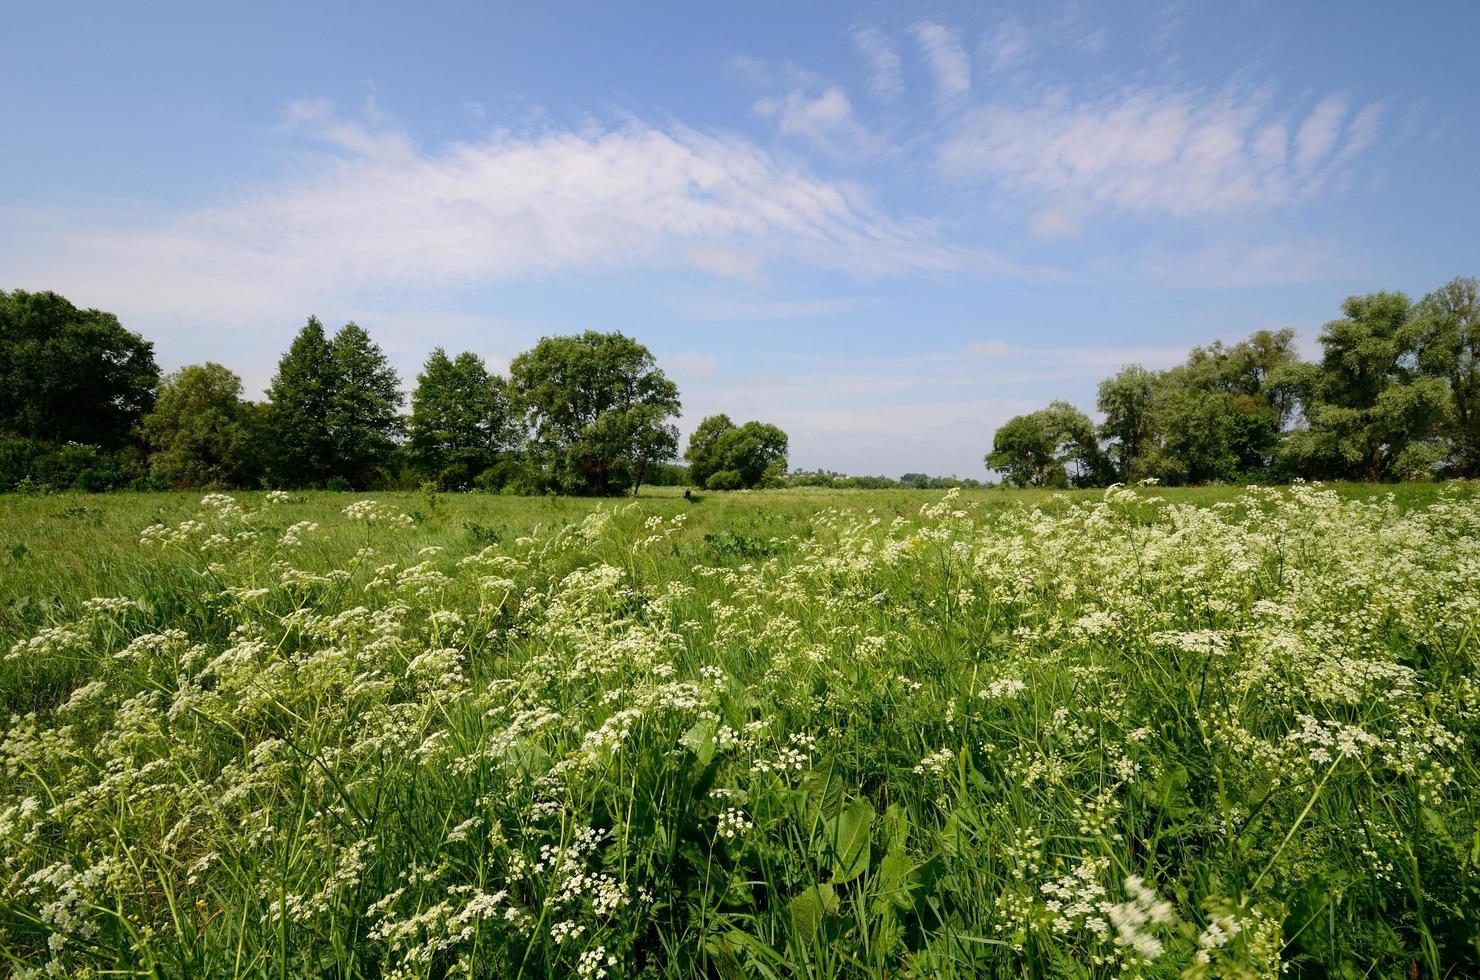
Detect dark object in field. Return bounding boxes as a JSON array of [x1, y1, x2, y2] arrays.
[[684, 489, 693, 501]]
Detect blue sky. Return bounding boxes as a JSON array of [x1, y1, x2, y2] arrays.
[[3, 1, 1476, 477]]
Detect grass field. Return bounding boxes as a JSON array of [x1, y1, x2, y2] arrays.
[[2, 482, 1478, 977]]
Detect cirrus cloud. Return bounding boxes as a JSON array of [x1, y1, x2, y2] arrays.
[[939, 85, 1385, 222], [4, 101, 1005, 324]]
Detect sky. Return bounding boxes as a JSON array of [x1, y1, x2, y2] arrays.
[[3, 1, 1477, 478]]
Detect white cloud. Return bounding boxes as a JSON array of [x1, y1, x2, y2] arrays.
[[751, 85, 885, 157], [664, 350, 719, 377], [960, 339, 1186, 369], [1122, 236, 1353, 288], [965, 339, 1021, 357], [683, 243, 766, 284], [669, 293, 860, 321], [914, 22, 972, 102], [7, 102, 994, 326], [938, 85, 1385, 221], [1293, 93, 1347, 174], [1028, 202, 1086, 239], [985, 18, 1033, 72], [851, 25, 904, 104]]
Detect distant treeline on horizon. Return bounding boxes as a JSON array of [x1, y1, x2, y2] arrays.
[[1, 276, 1476, 495]]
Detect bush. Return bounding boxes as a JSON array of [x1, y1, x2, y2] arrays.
[[475, 457, 546, 496], [0, 439, 140, 492], [705, 469, 743, 491]]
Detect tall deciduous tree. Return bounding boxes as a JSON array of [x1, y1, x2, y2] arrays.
[[1411, 277, 1480, 477], [509, 331, 680, 495], [1097, 365, 1159, 480], [408, 348, 517, 487], [0, 289, 159, 448], [1283, 292, 1451, 481], [142, 363, 260, 488]]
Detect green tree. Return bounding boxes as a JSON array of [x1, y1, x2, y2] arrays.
[[265, 318, 403, 488], [684, 415, 789, 490], [408, 348, 518, 488], [1177, 328, 1302, 477], [1140, 383, 1239, 485], [265, 318, 337, 487], [987, 401, 1104, 487], [1410, 276, 1479, 476], [1283, 292, 1451, 481], [1097, 365, 1159, 480], [0, 289, 159, 448], [684, 414, 736, 488], [509, 331, 680, 495], [142, 363, 260, 488], [595, 402, 679, 496], [327, 323, 404, 488]]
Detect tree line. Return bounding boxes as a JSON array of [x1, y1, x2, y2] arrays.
[[0, 290, 789, 494], [988, 276, 1479, 487], [5, 277, 1476, 494]]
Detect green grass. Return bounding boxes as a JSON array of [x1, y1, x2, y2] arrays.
[[1, 482, 1478, 977]]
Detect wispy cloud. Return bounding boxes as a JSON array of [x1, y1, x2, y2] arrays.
[[959, 339, 1188, 370], [751, 85, 886, 157], [938, 85, 1386, 222], [663, 350, 719, 377], [850, 25, 904, 104], [1115, 235, 1355, 288], [7, 101, 1000, 325], [984, 17, 1033, 72], [669, 293, 861, 321], [914, 22, 972, 103], [1293, 94, 1348, 174]]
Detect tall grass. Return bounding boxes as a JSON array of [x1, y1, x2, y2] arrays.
[[2, 482, 1477, 977]]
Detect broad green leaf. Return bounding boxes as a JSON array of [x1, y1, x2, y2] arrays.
[[827, 798, 875, 883], [680, 718, 716, 764], [788, 884, 840, 942]]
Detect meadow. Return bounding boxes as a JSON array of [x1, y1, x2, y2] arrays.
[[1, 482, 1478, 977]]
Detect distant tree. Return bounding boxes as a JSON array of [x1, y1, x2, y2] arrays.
[[0, 289, 159, 448], [1410, 276, 1480, 477], [142, 363, 260, 488], [987, 401, 1105, 487], [684, 414, 736, 488], [1097, 365, 1159, 480], [1283, 292, 1450, 481], [509, 331, 681, 495], [265, 318, 402, 488], [408, 348, 517, 488], [684, 415, 789, 490]]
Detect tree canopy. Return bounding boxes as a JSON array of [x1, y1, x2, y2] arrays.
[[408, 348, 519, 489], [684, 414, 789, 490], [986, 400, 1104, 488], [509, 331, 680, 495], [142, 363, 261, 489], [265, 318, 403, 489], [0, 289, 159, 448]]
